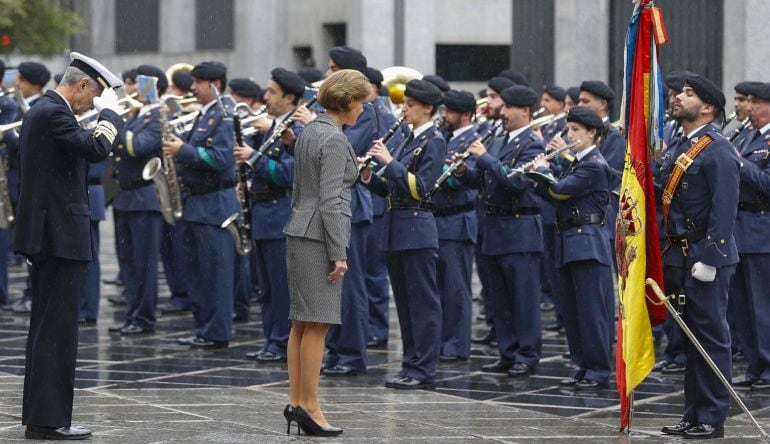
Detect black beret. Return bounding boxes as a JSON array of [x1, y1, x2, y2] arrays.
[[664, 71, 693, 92], [122, 68, 137, 82], [404, 79, 442, 105], [567, 87, 580, 103], [735, 80, 764, 96], [191, 61, 227, 81], [329, 46, 367, 73], [443, 90, 476, 113], [500, 85, 539, 107], [478, 88, 487, 98], [684, 74, 725, 109], [271, 67, 306, 96], [18, 62, 51, 87], [423, 74, 450, 92], [746, 82, 770, 101], [298, 68, 323, 84], [498, 70, 529, 86], [172, 69, 192, 92], [567, 106, 604, 129], [365, 67, 383, 86], [580, 80, 615, 101], [136, 64, 168, 90], [53, 73, 63, 85], [543, 83, 566, 101], [487, 76, 515, 95], [379, 84, 390, 97], [229, 78, 262, 98]]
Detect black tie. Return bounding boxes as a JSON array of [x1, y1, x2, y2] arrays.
[[751, 129, 762, 144], [445, 132, 453, 143]]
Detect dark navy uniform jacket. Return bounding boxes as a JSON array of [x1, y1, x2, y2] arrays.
[[366, 124, 446, 252], [534, 146, 613, 267], [600, 124, 625, 191], [460, 127, 544, 256], [14, 90, 123, 261], [88, 159, 107, 221], [657, 125, 740, 268], [177, 102, 239, 225], [0, 95, 32, 202], [541, 114, 567, 144], [247, 112, 302, 240], [371, 97, 400, 216], [113, 106, 162, 213], [433, 125, 479, 242], [342, 102, 378, 224], [735, 126, 770, 254]]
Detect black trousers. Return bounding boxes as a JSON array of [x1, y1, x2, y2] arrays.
[[22, 255, 87, 428]]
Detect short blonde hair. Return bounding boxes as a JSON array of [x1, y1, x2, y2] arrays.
[[317, 69, 371, 112]]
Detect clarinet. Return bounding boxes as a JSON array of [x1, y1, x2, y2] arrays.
[[728, 117, 751, 143], [358, 115, 406, 173], [244, 97, 318, 170], [230, 113, 254, 255]]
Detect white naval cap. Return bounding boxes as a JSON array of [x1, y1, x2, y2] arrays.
[[68, 52, 123, 89]]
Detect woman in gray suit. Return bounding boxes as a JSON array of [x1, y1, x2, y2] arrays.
[[282, 69, 370, 437]]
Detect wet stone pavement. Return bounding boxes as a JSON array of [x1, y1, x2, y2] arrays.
[[0, 215, 769, 442]]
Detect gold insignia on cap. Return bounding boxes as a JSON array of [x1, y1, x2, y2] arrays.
[[93, 120, 118, 144]]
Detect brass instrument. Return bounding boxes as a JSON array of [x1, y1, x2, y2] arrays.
[[532, 107, 546, 119], [0, 120, 23, 136], [14, 88, 30, 114], [165, 63, 194, 87], [506, 140, 580, 179], [382, 66, 423, 105], [475, 97, 489, 123], [0, 146, 14, 229], [530, 113, 558, 130], [142, 96, 185, 224], [76, 93, 143, 126]]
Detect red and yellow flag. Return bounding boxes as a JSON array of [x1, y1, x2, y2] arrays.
[[615, 0, 669, 431]]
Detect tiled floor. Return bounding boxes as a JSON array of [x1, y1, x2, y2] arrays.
[[0, 215, 768, 442]]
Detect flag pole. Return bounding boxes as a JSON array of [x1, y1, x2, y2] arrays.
[[628, 390, 635, 434], [646, 279, 769, 439]]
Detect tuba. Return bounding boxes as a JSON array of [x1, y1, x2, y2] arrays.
[[381, 66, 423, 114]]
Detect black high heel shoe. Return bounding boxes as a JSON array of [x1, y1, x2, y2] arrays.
[[294, 406, 343, 437], [283, 404, 297, 435]]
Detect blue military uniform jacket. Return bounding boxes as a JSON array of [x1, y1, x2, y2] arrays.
[[657, 125, 740, 268], [735, 127, 770, 254], [113, 106, 162, 213], [460, 127, 544, 256], [366, 124, 446, 252], [177, 102, 239, 226], [371, 97, 400, 217], [88, 159, 107, 221], [433, 125, 479, 242], [342, 102, 378, 224], [247, 112, 302, 240], [600, 124, 625, 191], [541, 114, 567, 144], [14, 91, 123, 261], [0, 95, 27, 203], [534, 146, 614, 267]]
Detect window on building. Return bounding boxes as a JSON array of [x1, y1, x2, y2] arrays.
[[323, 23, 346, 49], [293, 46, 314, 69], [436, 45, 510, 82], [196, 0, 234, 51], [115, 0, 159, 53]]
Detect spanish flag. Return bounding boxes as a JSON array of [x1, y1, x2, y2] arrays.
[[615, 0, 669, 431]]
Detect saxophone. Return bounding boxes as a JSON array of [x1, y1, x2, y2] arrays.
[[142, 97, 184, 224], [0, 153, 14, 229]]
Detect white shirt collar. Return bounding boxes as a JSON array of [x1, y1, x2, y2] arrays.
[[200, 99, 217, 116], [413, 121, 434, 139], [452, 124, 475, 139], [25, 93, 40, 106], [139, 103, 160, 117], [576, 144, 597, 161], [602, 116, 610, 124], [50, 90, 73, 113], [506, 125, 529, 144], [759, 122, 770, 135], [686, 124, 708, 140]]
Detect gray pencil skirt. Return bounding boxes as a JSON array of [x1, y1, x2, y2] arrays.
[[286, 235, 342, 324]]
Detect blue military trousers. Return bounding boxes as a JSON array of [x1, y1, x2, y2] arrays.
[[730, 254, 770, 381], [115, 211, 161, 329], [366, 214, 391, 341], [252, 238, 290, 356], [437, 238, 475, 359]]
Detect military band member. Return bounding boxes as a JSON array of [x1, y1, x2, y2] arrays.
[[164, 61, 239, 349], [361, 79, 446, 389], [110, 65, 166, 335], [456, 85, 545, 376], [235, 68, 305, 362], [433, 90, 478, 361], [79, 158, 107, 324], [167, 68, 192, 97], [498, 69, 529, 87], [121, 68, 138, 96], [539, 84, 567, 144], [730, 82, 770, 391], [15, 52, 123, 440], [565, 87, 580, 112], [657, 75, 739, 439], [322, 46, 379, 376], [472, 76, 514, 345], [0, 60, 18, 308], [229, 77, 264, 108], [730, 81, 763, 149], [530, 107, 615, 390]]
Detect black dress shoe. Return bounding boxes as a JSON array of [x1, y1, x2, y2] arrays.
[[471, 330, 496, 345], [78, 318, 97, 326], [294, 406, 343, 437], [102, 276, 124, 286], [385, 376, 435, 390], [245, 349, 265, 359], [559, 377, 580, 386], [384, 375, 406, 388], [188, 337, 227, 349], [25, 425, 92, 440], [321, 365, 361, 376], [107, 295, 127, 306], [366, 336, 387, 349], [159, 302, 190, 314], [575, 379, 608, 390], [109, 324, 129, 333], [121, 324, 155, 335], [255, 351, 286, 362], [652, 360, 670, 372], [439, 355, 467, 362], [480, 360, 513, 373], [661, 420, 695, 435], [507, 362, 534, 377], [661, 362, 686, 374], [752, 379, 770, 390], [732, 376, 758, 388], [682, 423, 723, 439]]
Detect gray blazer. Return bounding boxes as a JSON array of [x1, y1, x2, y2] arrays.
[[283, 114, 358, 261]]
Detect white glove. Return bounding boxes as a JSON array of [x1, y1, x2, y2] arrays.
[[93, 88, 120, 113], [691, 261, 716, 282]]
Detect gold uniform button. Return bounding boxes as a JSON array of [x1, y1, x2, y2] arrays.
[[115, 157, 121, 161], [707, 235, 711, 240], [720, 239, 725, 244]]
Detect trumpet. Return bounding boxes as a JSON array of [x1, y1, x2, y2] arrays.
[[76, 93, 143, 126], [222, 113, 253, 256], [506, 140, 580, 179], [244, 97, 318, 169], [358, 116, 406, 173], [530, 113, 558, 130], [0, 120, 23, 136]]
